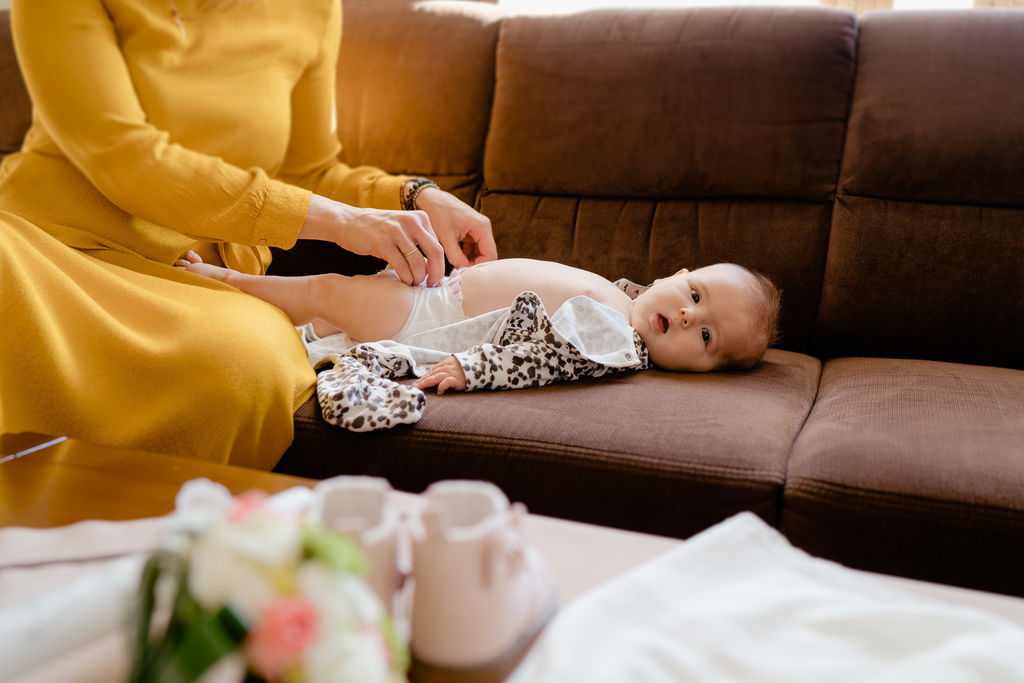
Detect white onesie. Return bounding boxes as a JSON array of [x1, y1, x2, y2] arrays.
[[299, 268, 469, 348], [387, 268, 468, 343]]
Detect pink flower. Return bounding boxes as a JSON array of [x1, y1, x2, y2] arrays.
[[229, 490, 269, 522], [246, 597, 319, 680]]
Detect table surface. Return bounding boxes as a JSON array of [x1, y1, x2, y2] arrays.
[[0, 432, 683, 605], [5, 432, 1024, 683], [4, 432, 1024, 614]]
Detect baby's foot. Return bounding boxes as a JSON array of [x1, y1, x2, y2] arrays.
[[174, 250, 237, 284]]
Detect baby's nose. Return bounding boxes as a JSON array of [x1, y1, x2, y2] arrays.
[[678, 307, 691, 327]]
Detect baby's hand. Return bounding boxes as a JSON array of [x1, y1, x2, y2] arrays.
[[413, 356, 467, 395]]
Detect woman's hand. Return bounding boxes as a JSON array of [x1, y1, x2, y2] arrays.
[[414, 187, 497, 268], [299, 194, 446, 286], [413, 356, 468, 395]]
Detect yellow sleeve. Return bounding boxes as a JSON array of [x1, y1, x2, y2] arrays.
[[10, 0, 310, 249], [277, 0, 409, 210]]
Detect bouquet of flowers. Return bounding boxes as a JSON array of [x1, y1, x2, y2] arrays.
[[129, 480, 408, 683]]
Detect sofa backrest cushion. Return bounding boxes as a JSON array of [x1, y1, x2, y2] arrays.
[[816, 11, 1024, 368], [485, 7, 857, 202], [335, 0, 503, 206], [481, 7, 857, 351]]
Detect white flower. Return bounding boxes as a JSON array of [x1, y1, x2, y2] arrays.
[[298, 564, 384, 628], [297, 564, 394, 683], [303, 628, 393, 683], [187, 513, 302, 623], [171, 479, 232, 534]]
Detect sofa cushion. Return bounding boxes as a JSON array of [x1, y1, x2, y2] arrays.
[[815, 10, 1024, 368], [814, 195, 1024, 368], [336, 0, 503, 201], [479, 193, 832, 352], [782, 357, 1024, 595], [486, 6, 857, 201], [277, 349, 821, 539], [841, 11, 1024, 207]]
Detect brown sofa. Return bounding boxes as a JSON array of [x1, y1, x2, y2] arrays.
[[3, 2, 1022, 597]]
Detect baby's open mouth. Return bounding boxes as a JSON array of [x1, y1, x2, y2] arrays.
[[653, 313, 669, 334]]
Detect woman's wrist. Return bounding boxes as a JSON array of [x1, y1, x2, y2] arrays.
[[298, 194, 356, 242], [400, 178, 440, 211]]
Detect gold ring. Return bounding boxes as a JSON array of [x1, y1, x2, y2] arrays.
[[402, 247, 419, 258]]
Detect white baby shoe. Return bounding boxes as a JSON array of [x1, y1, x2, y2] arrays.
[[408, 480, 558, 682], [312, 475, 405, 616]]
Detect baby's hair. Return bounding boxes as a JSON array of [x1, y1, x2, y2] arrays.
[[719, 265, 781, 371]]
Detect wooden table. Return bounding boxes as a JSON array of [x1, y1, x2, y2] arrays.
[[5, 433, 1024, 683], [0, 432, 681, 604]]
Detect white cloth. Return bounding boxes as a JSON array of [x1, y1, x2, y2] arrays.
[[509, 512, 1024, 683], [391, 269, 469, 342], [0, 481, 317, 682]]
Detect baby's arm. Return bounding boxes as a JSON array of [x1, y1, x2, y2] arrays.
[[176, 251, 413, 342], [414, 338, 624, 394]]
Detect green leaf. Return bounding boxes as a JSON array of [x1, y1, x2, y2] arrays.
[[301, 524, 369, 575], [129, 550, 250, 683]]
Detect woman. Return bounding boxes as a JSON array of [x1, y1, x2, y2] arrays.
[[0, 0, 497, 467]]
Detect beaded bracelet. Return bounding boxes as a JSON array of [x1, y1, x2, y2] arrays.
[[400, 177, 440, 211]]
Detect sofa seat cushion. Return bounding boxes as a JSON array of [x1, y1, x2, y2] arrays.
[[277, 349, 820, 539], [782, 357, 1024, 595]]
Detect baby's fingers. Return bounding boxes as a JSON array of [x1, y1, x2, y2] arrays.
[[435, 376, 464, 395], [413, 370, 444, 391]]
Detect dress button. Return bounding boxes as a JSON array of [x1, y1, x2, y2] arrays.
[[624, 352, 632, 360]]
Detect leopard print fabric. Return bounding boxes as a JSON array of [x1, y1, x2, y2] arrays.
[[455, 292, 648, 391], [316, 345, 425, 432], [317, 291, 649, 432]]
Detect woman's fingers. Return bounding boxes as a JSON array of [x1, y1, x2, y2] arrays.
[[379, 211, 444, 286], [300, 196, 450, 283]]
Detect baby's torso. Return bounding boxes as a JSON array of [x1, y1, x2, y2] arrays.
[[458, 258, 633, 320]]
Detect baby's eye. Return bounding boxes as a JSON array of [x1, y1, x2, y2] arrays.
[[691, 289, 700, 304], [701, 328, 711, 344]]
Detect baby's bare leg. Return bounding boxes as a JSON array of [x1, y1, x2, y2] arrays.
[[176, 251, 413, 342]]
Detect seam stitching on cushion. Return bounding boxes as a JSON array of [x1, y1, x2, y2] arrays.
[[776, 357, 825, 529], [402, 429, 787, 484], [810, 12, 861, 359], [786, 478, 1024, 528]]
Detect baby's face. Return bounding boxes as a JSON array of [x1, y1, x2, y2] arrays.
[[630, 263, 757, 372]]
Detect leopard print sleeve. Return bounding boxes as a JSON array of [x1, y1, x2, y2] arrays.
[[453, 339, 630, 391], [450, 290, 644, 391]]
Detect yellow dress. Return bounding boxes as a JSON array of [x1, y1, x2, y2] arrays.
[[0, 0, 406, 467]]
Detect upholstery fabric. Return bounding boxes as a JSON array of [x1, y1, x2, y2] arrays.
[[841, 11, 1024, 205], [486, 7, 857, 200], [336, 0, 503, 201], [783, 357, 1024, 594], [820, 10, 1024, 367], [480, 193, 832, 351], [815, 195, 1024, 367], [279, 349, 821, 539]]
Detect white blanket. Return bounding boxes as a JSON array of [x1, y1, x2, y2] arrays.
[[509, 512, 1024, 682]]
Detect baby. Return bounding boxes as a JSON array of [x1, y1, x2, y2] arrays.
[[177, 252, 780, 398]]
